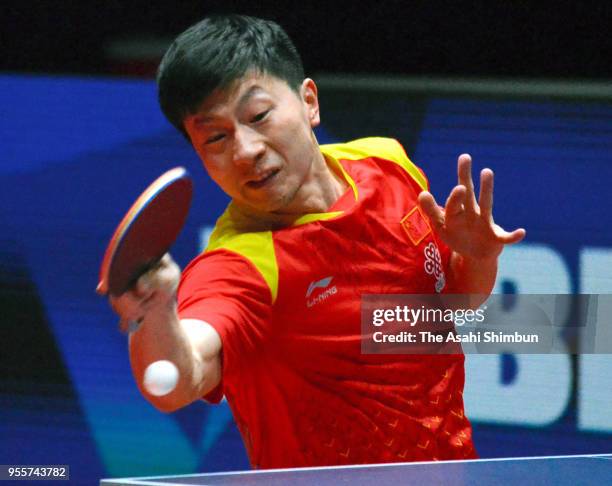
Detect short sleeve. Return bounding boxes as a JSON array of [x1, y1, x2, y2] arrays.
[[177, 249, 273, 401]]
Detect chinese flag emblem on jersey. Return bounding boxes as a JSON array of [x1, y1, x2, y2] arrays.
[[400, 205, 432, 245]]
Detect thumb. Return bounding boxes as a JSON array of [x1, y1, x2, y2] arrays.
[[418, 191, 444, 229]]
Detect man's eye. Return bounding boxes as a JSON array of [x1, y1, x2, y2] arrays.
[[205, 133, 225, 144], [250, 110, 270, 123]]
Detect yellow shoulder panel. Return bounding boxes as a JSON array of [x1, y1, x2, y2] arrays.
[[321, 137, 428, 191], [205, 207, 279, 303]]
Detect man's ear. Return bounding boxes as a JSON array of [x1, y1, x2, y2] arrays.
[[301, 78, 320, 128]]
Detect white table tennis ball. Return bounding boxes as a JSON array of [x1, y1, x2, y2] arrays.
[[143, 360, 179, 396]]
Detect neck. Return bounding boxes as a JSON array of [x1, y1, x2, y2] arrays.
[[278, 150, 346, 214]]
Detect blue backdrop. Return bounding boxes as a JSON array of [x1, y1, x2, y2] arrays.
[[1, 75, 611, 483]]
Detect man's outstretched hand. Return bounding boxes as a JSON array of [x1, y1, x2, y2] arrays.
[[418, 154, 526, 262]]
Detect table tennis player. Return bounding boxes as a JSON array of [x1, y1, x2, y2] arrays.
[[109, 14, 525, 468]]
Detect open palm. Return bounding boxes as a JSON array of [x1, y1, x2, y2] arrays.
[[418, 154, 525, 261]]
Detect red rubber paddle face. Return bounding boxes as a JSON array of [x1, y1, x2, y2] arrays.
[[97, 167, 193, 296]]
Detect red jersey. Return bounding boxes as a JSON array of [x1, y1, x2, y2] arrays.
[[177, 137, 477, 468]]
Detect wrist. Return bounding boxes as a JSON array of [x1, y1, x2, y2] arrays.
[[458, 252, 499, 267], [448, 251, 498, 297]]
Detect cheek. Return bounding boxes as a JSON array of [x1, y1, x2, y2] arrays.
[[276, 115, 312, 158], [275, 102, 309, 137], [201, 158, 236, 191]]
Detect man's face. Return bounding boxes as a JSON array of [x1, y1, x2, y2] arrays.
[[183, 73, 321, 215]]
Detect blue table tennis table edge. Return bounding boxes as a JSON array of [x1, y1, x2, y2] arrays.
[[100, 453, 612, 485]]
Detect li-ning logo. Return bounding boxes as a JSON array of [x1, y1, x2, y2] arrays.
[[424, 242, 446, 293], [306, 276, 337, 307]]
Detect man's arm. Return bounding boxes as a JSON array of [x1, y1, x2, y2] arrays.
[[110, 254, 222, 413], [418, 154, 525, 305]]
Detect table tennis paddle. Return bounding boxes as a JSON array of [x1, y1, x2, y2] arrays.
[[96, 167, 193, 296]]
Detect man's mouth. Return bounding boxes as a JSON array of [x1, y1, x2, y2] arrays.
[[246, 168, 280, 189]]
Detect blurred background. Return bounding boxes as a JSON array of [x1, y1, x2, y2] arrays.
[[2, 1, 612, 483], [3, 1, 612, 79]]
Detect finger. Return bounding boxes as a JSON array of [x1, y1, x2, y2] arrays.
[[457, 154, 477, 211], [109, 292, 134, 315], [494, 226, 527, 245], [445, 185, 467, 217], [109, 291, 146, 322], [133, 254, 175, 299], [479, 168, 494, 220], [418, 191, 445, 229], [134, 271, 155, 299]]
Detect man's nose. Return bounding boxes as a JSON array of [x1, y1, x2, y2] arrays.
[[233, 125, 264, 166]]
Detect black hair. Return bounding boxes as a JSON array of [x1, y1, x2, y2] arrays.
[[157, 15, 305, 138]]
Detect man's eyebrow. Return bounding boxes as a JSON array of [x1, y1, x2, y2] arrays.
[[237, 85, 266, 108], [194, 115, 216, 126], [194, 86, 267, 126]]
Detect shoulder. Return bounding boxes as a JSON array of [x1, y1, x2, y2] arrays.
[[183, 205, 279, 303], [320, 137, 428, 191]]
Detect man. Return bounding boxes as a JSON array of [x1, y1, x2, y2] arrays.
[[111, 15, 525, 468]]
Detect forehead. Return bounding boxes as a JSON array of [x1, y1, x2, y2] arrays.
[[194, 73, 292, 119]]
